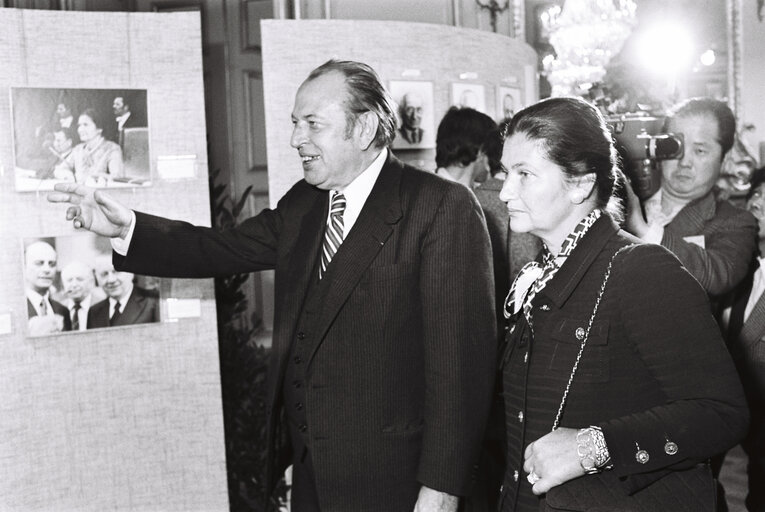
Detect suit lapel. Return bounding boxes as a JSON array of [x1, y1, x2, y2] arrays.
[[665, 191, 716, 237], [117, 292, 143, 325], [539, 216, 620, 309], [739, 288, 765, 348], [306, 154, 404, 366]]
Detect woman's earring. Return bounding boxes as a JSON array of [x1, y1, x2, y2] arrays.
[[571, 190, 586, 204]]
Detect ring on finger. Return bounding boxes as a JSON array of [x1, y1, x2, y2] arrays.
[[527, 471, 540, 485]]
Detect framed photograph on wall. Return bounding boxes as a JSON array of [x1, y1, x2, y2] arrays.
[[450, 83, 487, 114], [389, 80, 435, 150], [21, 233, 160, 337], [497, 85, 523, 122], [11, 87, 151, 192]]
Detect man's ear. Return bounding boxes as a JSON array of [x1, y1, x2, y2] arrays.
[[568, 172, 596, 205], [356, 111, 379, 150]]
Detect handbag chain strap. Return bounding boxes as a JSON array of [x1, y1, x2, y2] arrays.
[[551, 244, 634, 432]]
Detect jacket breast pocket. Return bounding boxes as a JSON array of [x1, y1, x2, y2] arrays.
[[548, 317, 610, 383]]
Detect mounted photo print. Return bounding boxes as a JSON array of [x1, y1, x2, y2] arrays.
[[22, 233, 160, 337], [389, 80, 435, 150], [11, 87, 151, 192], [497, 85, 523, 122], [450, 82, 487, 114]]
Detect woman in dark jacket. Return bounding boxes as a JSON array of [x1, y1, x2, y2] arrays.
[[497, 96, 748, 512]]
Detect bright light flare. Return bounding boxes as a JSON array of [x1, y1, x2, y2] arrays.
[[634, 22, 694, 77], [700, 49, 716, 66]]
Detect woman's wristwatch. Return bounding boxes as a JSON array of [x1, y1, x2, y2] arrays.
[[576, 426, 613, 474]]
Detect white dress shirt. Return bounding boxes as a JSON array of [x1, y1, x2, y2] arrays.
[[26, 289, 54, 317], [328, 148, 386, 238], [67, 295, 92, 331]]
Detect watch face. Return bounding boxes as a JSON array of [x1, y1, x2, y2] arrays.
[[581, 455, 597, 472]]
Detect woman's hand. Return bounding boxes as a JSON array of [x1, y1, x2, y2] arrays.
[[523, 428, 585, 495]]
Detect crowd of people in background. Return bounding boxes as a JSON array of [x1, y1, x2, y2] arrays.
[[46, 59, 764, 512]]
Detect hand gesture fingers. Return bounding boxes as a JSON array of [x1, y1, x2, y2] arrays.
[[48, 183, 132, 238]]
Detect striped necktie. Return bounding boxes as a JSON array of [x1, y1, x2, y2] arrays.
[[319, 192, 346, 280]]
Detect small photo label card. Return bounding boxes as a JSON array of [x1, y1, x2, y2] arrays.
[[157, 155, 197, 180], [166, 298, 202, 320]]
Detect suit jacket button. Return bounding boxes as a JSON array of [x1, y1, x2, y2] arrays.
[[293, 356, 302, 364], [297, 331, 306, 340], [295, 402, 303, 411], [299, 424, 307, 433]]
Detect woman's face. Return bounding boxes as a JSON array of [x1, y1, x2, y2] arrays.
[[499, 133, 579, 244], [77, 114, 101, 142]]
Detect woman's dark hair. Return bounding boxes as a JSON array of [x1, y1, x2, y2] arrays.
[[79, 107, 107, 131], [503, 96, 623, 221]]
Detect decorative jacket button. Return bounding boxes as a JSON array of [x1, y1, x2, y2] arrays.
[[513, 470, 519, 482], [664, 441, 678, 455], [636, 449, 650, 464], [518, 411, 524, 423], [575, 327, 586, 340]]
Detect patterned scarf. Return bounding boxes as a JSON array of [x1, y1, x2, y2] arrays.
[[504, 209, 602, 330]]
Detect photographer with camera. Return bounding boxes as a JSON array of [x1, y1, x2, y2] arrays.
[[623, 97, 758, 298]]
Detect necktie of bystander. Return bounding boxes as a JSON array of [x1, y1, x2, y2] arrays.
[[110, 301, 122, 326]]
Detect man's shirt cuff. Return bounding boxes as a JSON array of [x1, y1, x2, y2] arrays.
[[110, 210, 137, 256]]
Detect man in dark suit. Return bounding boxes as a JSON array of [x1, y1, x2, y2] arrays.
[[24, 240, 71, 335], [49, 60, 497, 512], [625, 97, 757, 298], [721, 166, 765, 511], [87, 255, 159, 328], [110, 94, 147, 148]]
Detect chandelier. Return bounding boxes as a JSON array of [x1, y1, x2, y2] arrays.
[[542, 0, 637, 97]]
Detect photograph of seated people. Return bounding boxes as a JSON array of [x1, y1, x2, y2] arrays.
[[87, 255, 159, 328], [623, 97, 758, 299], [719, 165, 765, 512], [24, 240, 71, 336], [497, 96, 748, 512], [49, 59, 497, 512], [12, 88, 150, 191]]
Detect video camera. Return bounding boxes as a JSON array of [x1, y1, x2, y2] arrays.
[[607, 115, 684, 200]]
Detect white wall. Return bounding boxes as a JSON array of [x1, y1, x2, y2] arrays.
[[0, 9, 228, 511]]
